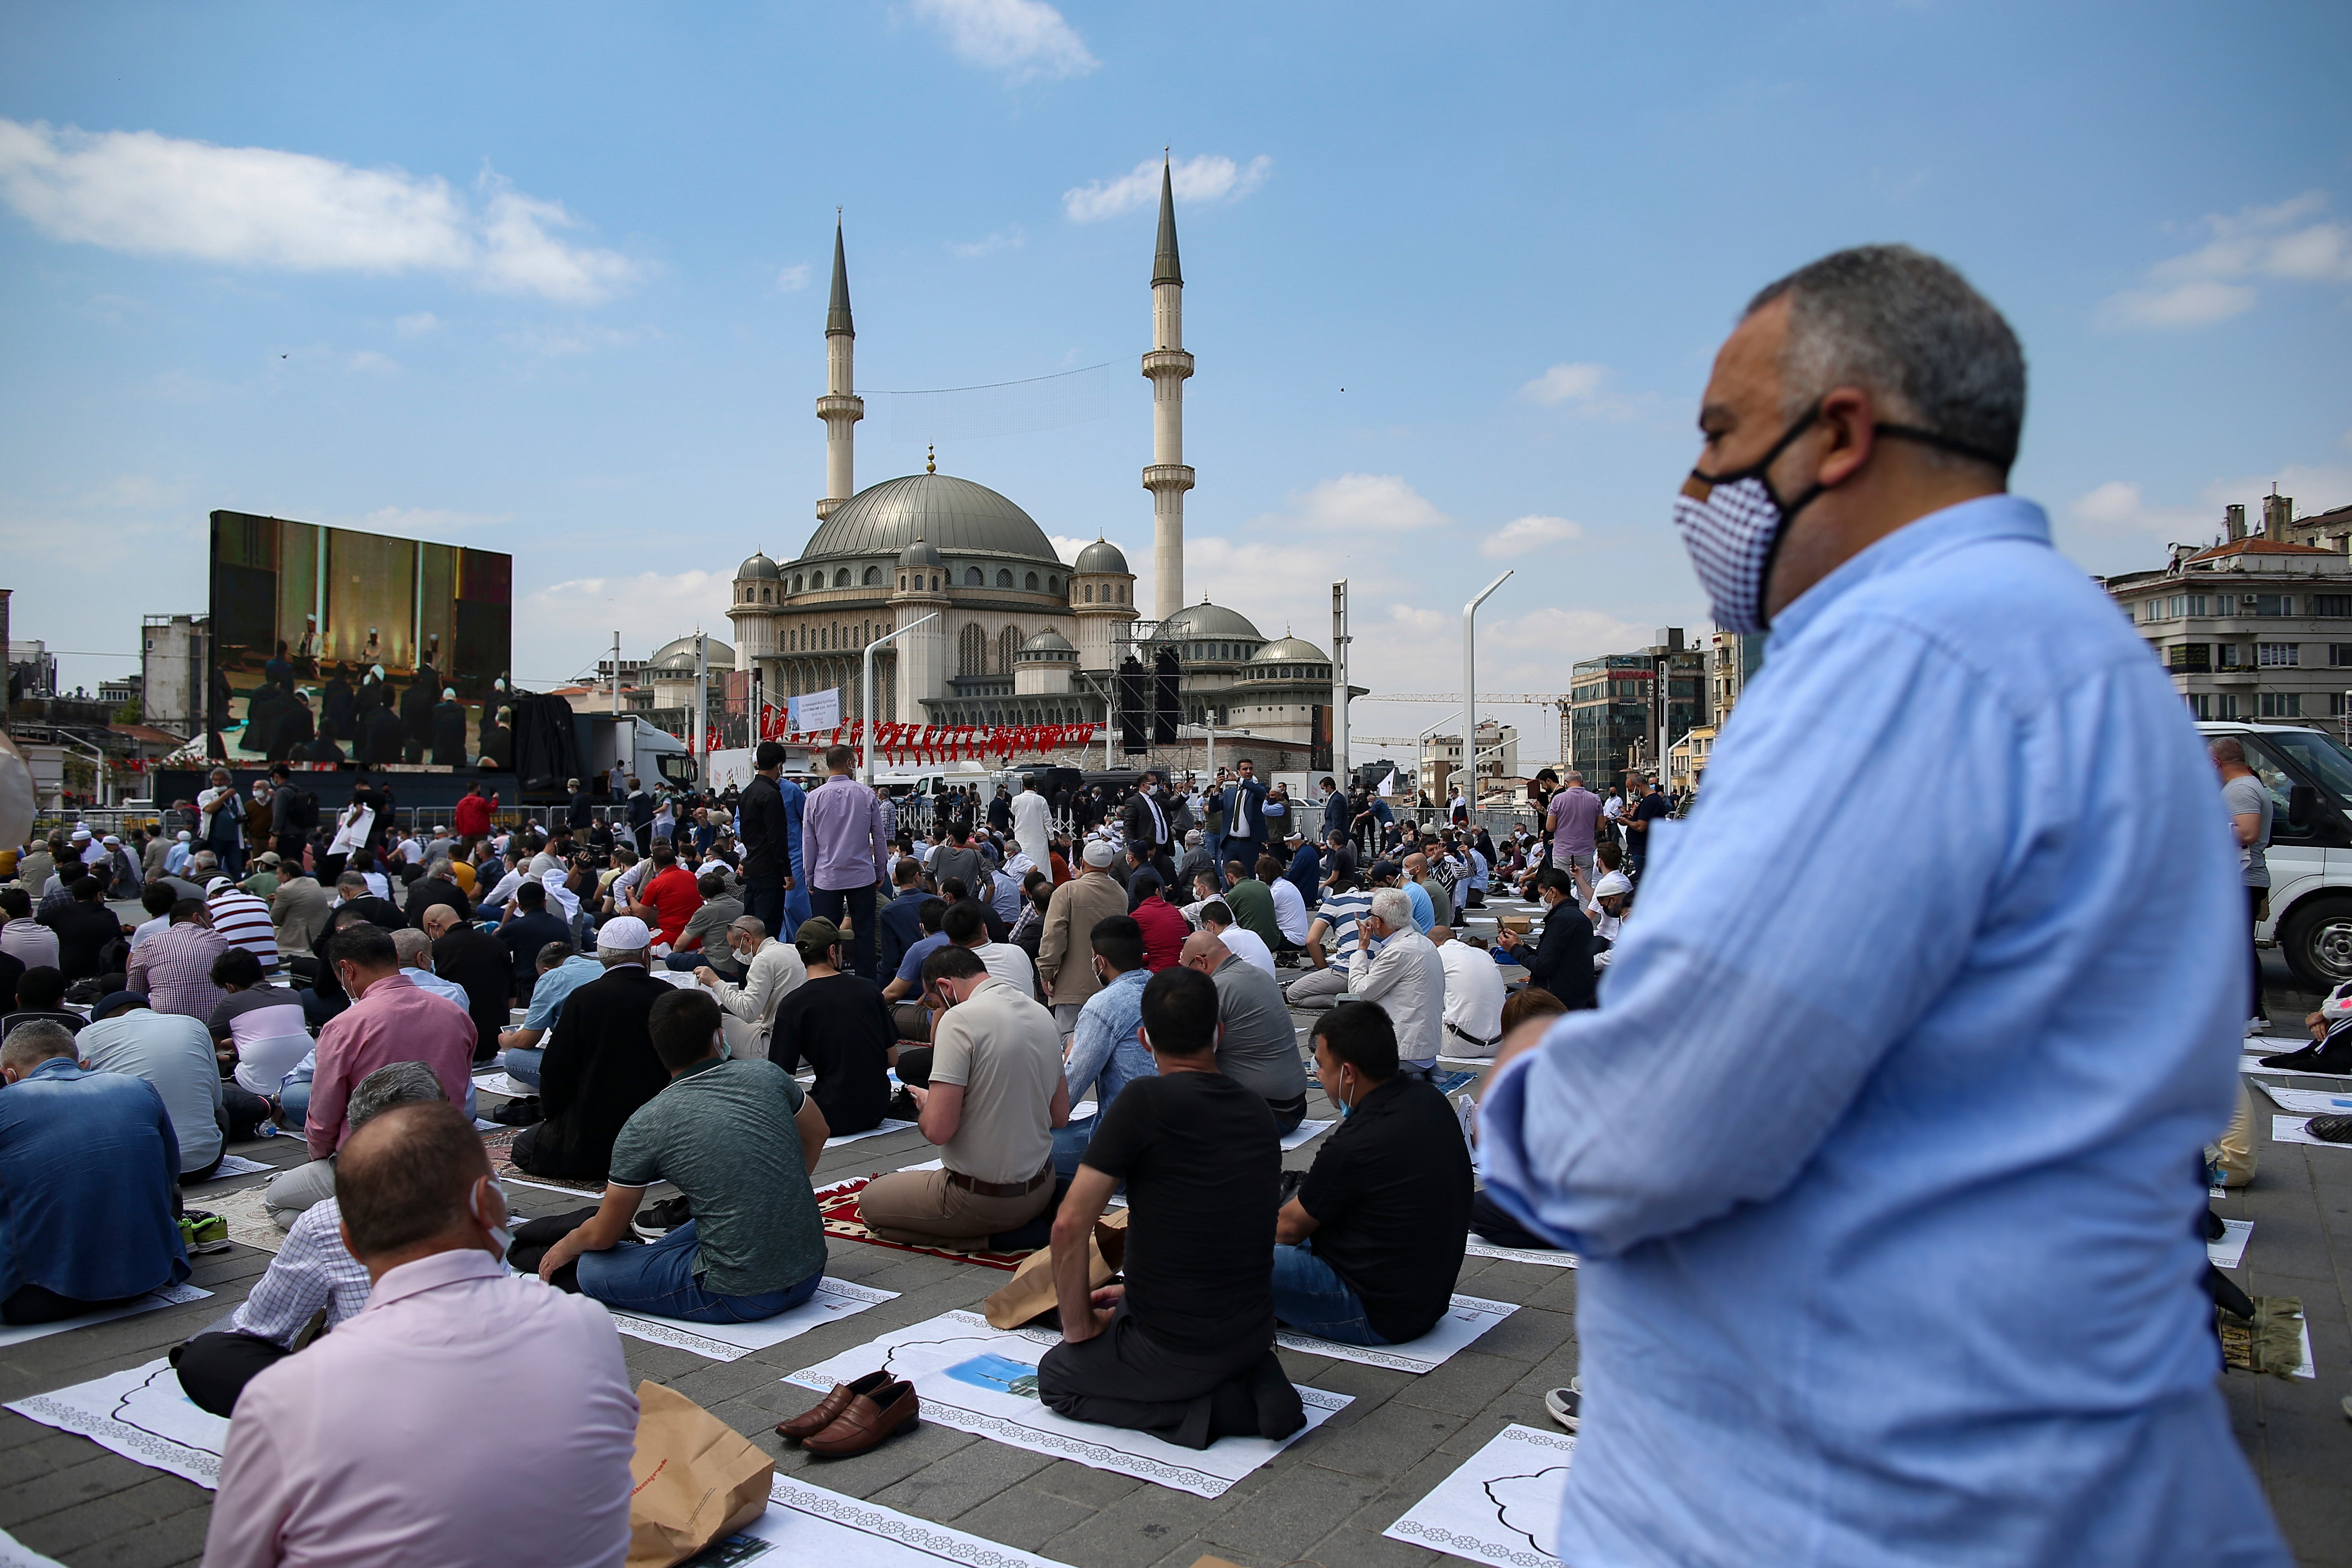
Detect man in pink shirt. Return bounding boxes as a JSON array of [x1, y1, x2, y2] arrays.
[[1545, 769, 1604, 882], [205, 1100, 636, 1568], [303, 925, 476, 1160]]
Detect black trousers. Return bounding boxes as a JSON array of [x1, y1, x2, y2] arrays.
[[1265, 1094, 1307, 1137], [1, 1284, 147, 1327], [895, 1046, 933, 1088], [1037, 1308, 1304, 1450], [810, 883, 878, 980], [172, 1331, 294, 1417], [2246, 884, 2265, 1020], [1470, 1189, 1563, 1252]]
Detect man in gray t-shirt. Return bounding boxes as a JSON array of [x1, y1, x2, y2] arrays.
[[929, 827, 992, 903], [2212, 738, 2273, 1026], [1182, 931, 1309, 1132]]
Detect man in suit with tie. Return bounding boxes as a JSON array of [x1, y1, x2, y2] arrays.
[[1215, 760, 1270, 882]]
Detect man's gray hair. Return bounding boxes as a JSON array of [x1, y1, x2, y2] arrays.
[[1368, 887, 1415, 931], [1748, 245, 2024, 475], [389, 927, 433, 965], [1564, 770, 1583, 785], [346, 1060, 448, 1129], [335, 872, 369, 893], [1, 1019, 78, 1072]]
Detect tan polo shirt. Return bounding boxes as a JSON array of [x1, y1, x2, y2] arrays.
[[928, 976, 1062, 1184]]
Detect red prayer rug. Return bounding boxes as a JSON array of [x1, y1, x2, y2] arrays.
[[816, 1175, 1037, 1272], [477, 1126, 605, 1196]]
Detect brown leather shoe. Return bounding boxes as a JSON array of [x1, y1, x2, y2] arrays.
[[775, 1371, 891, 1442], [802, 1378, 919, 1457]]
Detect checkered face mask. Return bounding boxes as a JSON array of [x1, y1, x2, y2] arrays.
[[1670, 406, 1823, 636]]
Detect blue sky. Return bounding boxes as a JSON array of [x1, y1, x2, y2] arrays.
[[4, 0, 2348, 760]]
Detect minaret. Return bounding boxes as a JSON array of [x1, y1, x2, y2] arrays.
[[1141, 158, 1195, 622], [816, 216, 864, 521]]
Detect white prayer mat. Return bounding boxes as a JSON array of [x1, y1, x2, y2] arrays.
[[1280, 1118, 1333, 1152], [1467, 1235, 1578, 1269], [5, 1357, 230, 1489], [0, 1284, 212, 1351], [2240, 1053, 2352, 1081], [718, 1474, 1080, 1567], [2271, 1115, 2352, 1152], [1383, 1421, 1574, 1567], [208, 1186, 285, 1253], [608, 1279, 898, 1361], [0, 1525, 69, 1568], [1276, 1293, 1518, 1375], [471, 1071, 534, 1097], [200, 1153, 276, 1181], [2255, 1082, 2352, 1114], [826, 1117, 916, 1149], [784, 1309, 1350, 1498], [2209, 1219, 2253, 1270]]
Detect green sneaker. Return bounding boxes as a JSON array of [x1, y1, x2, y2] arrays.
[[179, 1210, 231, 1254]]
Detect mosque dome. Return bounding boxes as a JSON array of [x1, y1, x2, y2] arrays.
[[1248, 634, 1328, 664], [1160, 599, 1264, 641], [735, 551, 780, 581], [799, 472, 1060, 563], [1073, 538, 1131, 575], [1016, 628, 1078, 661], [897, 537, 944, 568], [648, 635, 735, 672]]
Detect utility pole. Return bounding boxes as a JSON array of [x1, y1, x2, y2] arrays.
[[1331, 580, 1351, 782], [693, 629, 708, 788], [1463, 571, 1512, 806]]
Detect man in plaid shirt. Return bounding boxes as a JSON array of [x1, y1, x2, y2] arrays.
[[127, 902, 232, 1021]]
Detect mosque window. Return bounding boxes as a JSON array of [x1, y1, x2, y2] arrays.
[[1117, 585, 1126, 603], [792, 575, 802, 593], [898, 575, 905, 591], [998, 624, 1023, 675], [930, 574, 940, 591], [1049, 576, 1061, 595], [965, 568, 983, 587], [761, 587, 771, 603], [1083, 584, 1093, 603], [826, 569, 843, 588], [1025, 572, 1039, 591], [864, 566, 881, 586], [996, 569, 1014, 588], [959, 622, 987, 676]]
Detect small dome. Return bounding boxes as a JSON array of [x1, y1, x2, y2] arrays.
[[1018, 628, 1076, 657], [1160, 600, 1264, 641], [648, 635, 736, 672], [898, 538, 944, 568], [735, 552, 780, 581], [1248, 634, 1328, 664], [1073, 538, 1130, 575]]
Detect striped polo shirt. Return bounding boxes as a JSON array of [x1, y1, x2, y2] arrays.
[[206, 887, 280, 969]]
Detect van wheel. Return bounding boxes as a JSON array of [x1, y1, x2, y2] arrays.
[[2280, 896, 2352, 991]]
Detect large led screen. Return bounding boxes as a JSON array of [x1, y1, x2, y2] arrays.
[[207, 510, 513, 769]]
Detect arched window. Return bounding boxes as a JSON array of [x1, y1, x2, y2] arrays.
[[761, 587, 771, 603], [1119, 585, 1128, 603], [790, 574, 801, 593], [959, 622, 987, 676], [998, 624, 1023, 675], [897, 574, 905, 590], [1024, 572, 1039, 591], [965, 567, 983, 587], [1083, 584, 1093, 603], [1049, 576, 1061, 596], [864, 566, 882, 586], [930, 574, 940, 591], [833, 568, 850, 588], [996, 569, 1014, 588]]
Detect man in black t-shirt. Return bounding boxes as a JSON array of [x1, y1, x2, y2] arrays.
[[1273, 1001, 1473, 1346], [768, 919, 894, 1134], [1036, 966, 1306, 1451]]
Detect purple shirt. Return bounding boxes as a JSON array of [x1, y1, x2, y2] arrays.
[[802, 774, 888, 891], [1548, 785, 1602, 856], [205, 1247, 636, 1568]]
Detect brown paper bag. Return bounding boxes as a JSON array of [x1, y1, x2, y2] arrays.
[[981, 1208, 1128, 1329], [626, 1380, 773, 1568]]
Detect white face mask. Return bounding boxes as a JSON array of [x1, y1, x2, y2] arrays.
[[472, 1176, 513, 1258]]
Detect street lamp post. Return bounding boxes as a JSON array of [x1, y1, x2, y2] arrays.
[[1463, 570, 1512, 811], [860, 613, 940, 784]]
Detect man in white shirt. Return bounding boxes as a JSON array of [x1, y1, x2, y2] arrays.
[[1429, 925, 1506, 1059], [693, 914, 808, 1061], [75, 991, 226, 1180], [1011, 774, 1054, 869], [1345, 887, 1446, 1073], [1264, 861, 1311, 950], [1196, 900, 1276, 978], [0, 887, 59, 970], [942, 899, 1035, 996]]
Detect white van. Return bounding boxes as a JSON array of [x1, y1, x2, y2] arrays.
[[2198, 720, 2352, 988]]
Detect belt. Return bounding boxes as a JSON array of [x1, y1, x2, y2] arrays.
[[1446, 1020, 1499, 1049], [945, 1163, 1054, 1199]]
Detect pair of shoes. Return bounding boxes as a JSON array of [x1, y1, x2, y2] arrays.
[[774, 1370, 920, 1456], [631, 1195, 692, 1242], [1544, 1376, 1582, 1432], [2247, 1016, 2271, 1035], [179, 1210, 231, 1254], [490, 1095, 543, 1126]]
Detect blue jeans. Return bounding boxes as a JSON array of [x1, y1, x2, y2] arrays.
[[574, 1221, 822, 1324], [1050, 1117, 1098, 1178], [500, 1048, 543, 1089], [278, 1078, 311, 1126], [1270, 1238, 1390, 1346]]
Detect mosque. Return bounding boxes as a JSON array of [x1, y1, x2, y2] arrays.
[[725, 163, 1347, 755]]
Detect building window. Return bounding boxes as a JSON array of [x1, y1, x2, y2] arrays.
[[898, 574, 906, 590], [864, 566, 882, 586], [2259, 692, 2303, 718], [2315, 595, 2352, 618], [1049, 576, 1062, 596], [998, 624, 1023, 675], [2166, 643, 2211, 673], [2217, 693, 2239, 719], [2334, 694, 2352, 717], [1083, 584, 1093, 603], [2330, 646, 2352, 667], [831, 568, 848, 588], [931, 575, 941, 591], [965, 568, 983, 587], [1118, 585, 1127, 603], [2253, 594, 2290, 617], [995, 569, 1013, 588], [2259, 643, 2300, 666], [761, 587, 771, 603], [1024, 572, 1039, 591], [2219, 644, 2243, 668], [959, 622, 986, 676]]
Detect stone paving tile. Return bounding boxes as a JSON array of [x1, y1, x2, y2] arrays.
[[1197, 1462, 1390, 1562], [952, 1484, 1100, 1551], [1294, 1523, 1449, 1568], [1034, 1479, 1245, 1568], [870, 1441, 1054, 1524], [1029, 1457, 1147, 1509]]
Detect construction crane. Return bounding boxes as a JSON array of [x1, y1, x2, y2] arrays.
[[1355, 692, 1563, 705]]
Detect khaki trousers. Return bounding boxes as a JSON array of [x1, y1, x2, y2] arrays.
[[858, 1166, 1053, 1247]]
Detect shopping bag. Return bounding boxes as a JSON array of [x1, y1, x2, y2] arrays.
[[626, 1379, 773, 1568], [981, 1207, 1129, 1329]]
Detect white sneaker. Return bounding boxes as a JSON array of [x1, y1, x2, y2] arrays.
[[1454, 1093, 1478, 1148], [1544, 1378, 1581, 1432]]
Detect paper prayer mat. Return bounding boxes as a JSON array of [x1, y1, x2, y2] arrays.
[[1279, 1118, 1333, 1152], [0, 1525, 69, 1568], [1275, 1294, 1518, 1375], [815, 1176, 1036, 1271], [471, 1071, 535, 1098], [1466, 1235, 1578, 1269], [609, 1279, 897, 1361], [2255, 1082, 2352, 1114], [825, 1117, 917, 1149], [784, 1309, 1349, 1498], [6, 1358, 230, 1489], [2271, 1115, 2352, 1152], [706, 1474, 1081, 1567], [2209, 1219, 2253, 1270], [0, 1284, 212, 1351], [201, 1153, 276, 1181], [1384, 1421, 1574, 1567]]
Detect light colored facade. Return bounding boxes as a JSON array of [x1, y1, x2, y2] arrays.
[[1418, 722, 1520, 802], [2104, 529, 2352, 723]]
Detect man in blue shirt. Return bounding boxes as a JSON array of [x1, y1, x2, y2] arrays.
[[495, 944, 604, 1089], [1478, 247, 2287, 1564], [0, 1020, 189, 1323], [1050, 916, 1153, 1176]]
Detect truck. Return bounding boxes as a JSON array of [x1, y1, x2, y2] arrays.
[[574, 712, 694, 796], [2200, 720, 2352, 989]]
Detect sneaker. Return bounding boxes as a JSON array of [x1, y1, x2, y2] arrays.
[[2306, 1114, 2352, 1144], [1544, 1377, 1582, 1432], [632, 1196, 692, 1242], [179, 1210, 231, 1254], [2247, 1017, 2272, 1037], [1454, 1093, 1478, 1148], [887, 1086, 920, 1122]]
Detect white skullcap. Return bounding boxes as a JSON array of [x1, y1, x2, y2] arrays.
[[1594, 871, 1632, 897], [597, 915, 652, 951], [1083, 840, 1116, 867]]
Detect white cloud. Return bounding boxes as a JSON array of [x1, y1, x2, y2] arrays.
[[2103, 190, 2352, 329], [0, 118, 637, 304], [775, 263, 811, 292], [346, 349, 399, 374], [394, 310, 441, 336], [1520, 363, 1608, 406], [518, 568, 730, 679], [2066, 463, 2352, 547], [1267, 473, 1449, 535], [908, 0, 1098, 82], [1481, 514, 1581, 556], [948, 225, 1024, 258], [1063, 154, 1273, 224], [1044, 533, 1135, 566]]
